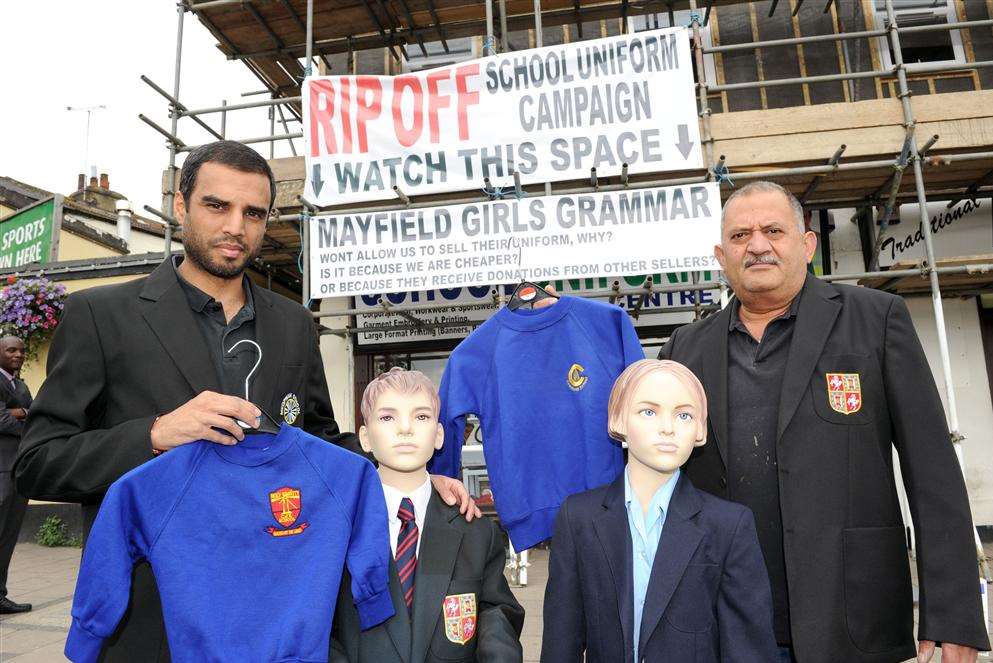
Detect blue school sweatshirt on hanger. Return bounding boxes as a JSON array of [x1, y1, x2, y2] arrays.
[[65, 424, 393, 663], [432, 295, 644, 550]]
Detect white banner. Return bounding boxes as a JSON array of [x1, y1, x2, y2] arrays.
[[303, 27, 702, 206], [353, 276, 722, 345], [309, 183, 721, 298], [878, 199, 991, 267]]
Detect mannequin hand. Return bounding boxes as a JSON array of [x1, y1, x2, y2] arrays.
[[532, 285, 559, 309], [430, 475, 482, 521], [151, 391, 261, 452], [918, 640, 978, 663]]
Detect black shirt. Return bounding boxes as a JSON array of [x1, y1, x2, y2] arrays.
[[173, 257, 258, 400], [726, 294, 800, 645]]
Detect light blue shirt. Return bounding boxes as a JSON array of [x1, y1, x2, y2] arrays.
[[624, 467, 680, 662]]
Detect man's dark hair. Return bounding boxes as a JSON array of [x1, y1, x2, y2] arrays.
[[178, 140, 277, 212]]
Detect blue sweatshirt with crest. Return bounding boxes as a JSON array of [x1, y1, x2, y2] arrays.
[[66, 424, 393, 663], [431, 296, 644, 550]]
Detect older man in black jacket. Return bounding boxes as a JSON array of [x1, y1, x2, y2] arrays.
[[658, 181, 988, 663], [14, 141, 474, 662]]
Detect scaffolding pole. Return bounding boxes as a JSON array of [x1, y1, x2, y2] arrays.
[[164, 2, 185, 255], [690, 0, 721, 315], [884, 0, 989, 580], [305, 0, 314, 73]]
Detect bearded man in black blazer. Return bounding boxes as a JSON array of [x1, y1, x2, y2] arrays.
[[14, 141, 475, 662], [658, 181, 988, 663]]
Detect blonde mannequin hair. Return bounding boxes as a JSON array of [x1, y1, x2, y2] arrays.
[[359, 367, 440, 424], [606, 359, 708, 443]]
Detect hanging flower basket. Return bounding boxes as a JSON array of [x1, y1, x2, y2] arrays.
[[0, 276, 68, 364]]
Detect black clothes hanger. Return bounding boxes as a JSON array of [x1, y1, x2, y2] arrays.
[[507, 281, 559, 311], [226, 339, 282, 435]]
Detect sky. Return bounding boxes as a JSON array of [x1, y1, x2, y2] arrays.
[[0, 1, 302, 218]]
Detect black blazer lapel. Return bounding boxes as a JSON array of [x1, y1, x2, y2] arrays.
[[592, 476, 634, 663], [383, 561, 413, 663], [410, 492, 463, 663], [776, 275, 842, 440], [15, 380, 32, 408], [701, 304, 732, 468], [247, 284, 286, 413], [138, 260, 220, 395], [638, 475, 704, 655]]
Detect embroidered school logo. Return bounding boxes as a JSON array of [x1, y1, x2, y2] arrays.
[[567, 363, 588, 391], [442, 593, 477, 645], [265, 486, 309, 537], [826, 373, 862, 415], [280, 393, 300, 424]]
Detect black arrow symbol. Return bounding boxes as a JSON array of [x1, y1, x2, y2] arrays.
[[311, 163, 324, 197], [675, 124, 694, 160]]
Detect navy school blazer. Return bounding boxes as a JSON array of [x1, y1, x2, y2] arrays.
[[541, 472, 778, 663]]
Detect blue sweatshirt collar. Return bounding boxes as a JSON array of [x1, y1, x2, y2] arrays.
[[213, 422, 295, 466], [493, 294, 575, 331]]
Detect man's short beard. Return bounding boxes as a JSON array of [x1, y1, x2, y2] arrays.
[[182, 226, 260, 279]]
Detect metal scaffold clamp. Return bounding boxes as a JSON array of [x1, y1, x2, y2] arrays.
[[482, 177, 506, 201], [712, 156, 734, 188]]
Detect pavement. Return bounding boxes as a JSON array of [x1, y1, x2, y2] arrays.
[[0, 542, 987, 662], [0, 544, 80, 662]]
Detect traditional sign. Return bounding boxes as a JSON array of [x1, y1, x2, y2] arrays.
[[309, 183, 720, 299], [303, 28, 701, 205], [875, 198, 992, 268], [0, 196, 61, 269]]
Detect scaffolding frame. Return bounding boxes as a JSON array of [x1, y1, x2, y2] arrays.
[[145, 0, 993, 581]]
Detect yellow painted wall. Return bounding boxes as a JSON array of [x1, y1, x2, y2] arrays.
[[56, 232, 122, 262]]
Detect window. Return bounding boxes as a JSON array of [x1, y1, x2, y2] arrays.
[[874, 0, 965, 71], [627, 11, 717, 86], [402, 38, 477, 73]]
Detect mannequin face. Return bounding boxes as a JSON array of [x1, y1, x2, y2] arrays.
[[622, 371, 705, 475], [359, 388, 444, 474]]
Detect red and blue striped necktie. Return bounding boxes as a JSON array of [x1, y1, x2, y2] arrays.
[[395, 497, 418, 611]]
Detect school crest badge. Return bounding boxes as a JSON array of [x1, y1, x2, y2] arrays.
[[265, 486, 309, 537], [280, 393, 300, 424], [567, 363, 588, 391], [442, 593, 477, 645], [826, 373, 862, 415]]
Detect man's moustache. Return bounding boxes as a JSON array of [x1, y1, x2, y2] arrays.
[[744, 255, 780, 268]]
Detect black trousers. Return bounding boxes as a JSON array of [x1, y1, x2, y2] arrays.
[[0, 473, 27, 597]]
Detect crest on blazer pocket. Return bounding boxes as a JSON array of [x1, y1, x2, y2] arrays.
[[826, 373, 862, 415], [280, 393, 301, 424], [442, 593, 476, 645]]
